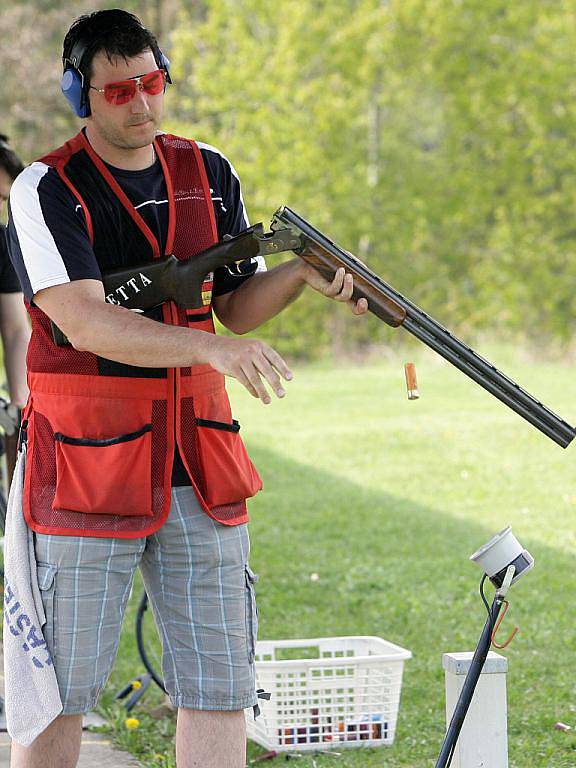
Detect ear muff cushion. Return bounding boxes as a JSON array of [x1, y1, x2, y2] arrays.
[[61, 68, 90, 118], [158, 51, 172, 84]]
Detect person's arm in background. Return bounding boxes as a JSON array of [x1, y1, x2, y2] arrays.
[[0, 135, 28, 487], [0, 220, 30, 409], [0, 292, 29, 408]]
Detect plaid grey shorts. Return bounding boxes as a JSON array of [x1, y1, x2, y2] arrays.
[[33, 486, 259, 714]]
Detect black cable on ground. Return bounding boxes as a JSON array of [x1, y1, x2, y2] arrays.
[[135, 591, 166, 693]]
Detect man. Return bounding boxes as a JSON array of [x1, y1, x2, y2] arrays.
[[0, 135, 29, 413], [7, 10, 367, 768]]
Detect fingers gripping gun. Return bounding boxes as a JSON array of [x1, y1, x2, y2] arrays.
[[52, 207, 576, 448]]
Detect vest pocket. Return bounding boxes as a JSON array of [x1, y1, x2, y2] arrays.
[[195, 418, 240, 433], [190, 391, 262, 509], [52, 425, 153, 516], [195, 417, 262, 508]]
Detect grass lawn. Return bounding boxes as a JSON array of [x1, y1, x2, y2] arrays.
[[97, 345, 576, 767]]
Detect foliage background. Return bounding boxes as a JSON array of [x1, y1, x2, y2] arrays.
[[1, 0, 575, 358]]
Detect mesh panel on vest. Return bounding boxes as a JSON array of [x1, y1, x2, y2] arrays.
[[179, 397, 204, 493], [30, 411, 56, 505], [211, 501, 249, 524], [27, 305, 98, 375], [160, 136, 216, 262], [151, 400, 168, 517]]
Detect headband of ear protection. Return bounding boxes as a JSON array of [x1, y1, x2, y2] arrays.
[[61, 17, 171, 118]]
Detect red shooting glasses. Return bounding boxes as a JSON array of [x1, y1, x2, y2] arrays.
[[90, 69, 166, 105]]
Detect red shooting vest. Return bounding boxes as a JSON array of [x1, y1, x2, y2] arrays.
[[23, 131, 262, 538]]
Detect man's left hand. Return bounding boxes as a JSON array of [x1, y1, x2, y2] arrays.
[[301, 264, 369, 316]]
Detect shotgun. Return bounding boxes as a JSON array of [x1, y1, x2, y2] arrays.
[[51, 208, 575, 448]]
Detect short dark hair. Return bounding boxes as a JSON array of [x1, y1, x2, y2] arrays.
[[62, 9, 160, 84], [0, 134, 24, 181]]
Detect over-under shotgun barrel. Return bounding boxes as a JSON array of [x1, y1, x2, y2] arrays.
[[271, 205, 576, 449]]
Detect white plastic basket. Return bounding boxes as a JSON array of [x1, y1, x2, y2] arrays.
[[246, 635, 411, 752]]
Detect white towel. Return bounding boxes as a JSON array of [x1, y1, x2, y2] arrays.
[[3, 444, 63, 746]]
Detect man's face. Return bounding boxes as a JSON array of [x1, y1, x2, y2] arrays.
[[0, 166, 12, 219], [87, 49, 164, 151]]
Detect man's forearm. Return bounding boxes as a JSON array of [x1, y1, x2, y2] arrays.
[[214, 258, 308, 334], [34, 280, 294, 404], [68, 299, 293, 403], [68, 301, 217, 368]]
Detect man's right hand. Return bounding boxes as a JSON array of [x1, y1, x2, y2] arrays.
[[34, 280, 293, 403], [206, 335, 293, 404]]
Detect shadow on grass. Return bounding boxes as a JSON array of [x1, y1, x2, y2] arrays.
[[243, 444, 576, 767], [102, 443, 575, 768]]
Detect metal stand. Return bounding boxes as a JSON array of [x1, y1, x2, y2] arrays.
[[434, 566, 515, 768]]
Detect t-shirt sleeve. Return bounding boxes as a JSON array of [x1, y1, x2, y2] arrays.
[[198, 143, 266, 298], [0, 226, 22, 293], [7, 162, 102, 302]]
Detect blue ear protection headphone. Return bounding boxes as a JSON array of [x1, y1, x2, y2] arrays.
[[61, 27, 171, 118]]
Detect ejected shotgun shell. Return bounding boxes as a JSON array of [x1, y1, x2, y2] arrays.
[[404, 363, 420, 400]]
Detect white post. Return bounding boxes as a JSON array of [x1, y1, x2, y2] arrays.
[[442, 651, 508, 768]]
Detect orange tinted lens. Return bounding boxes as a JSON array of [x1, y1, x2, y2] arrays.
[[104, 80, 136, 105], [141, 70, 165, 95]]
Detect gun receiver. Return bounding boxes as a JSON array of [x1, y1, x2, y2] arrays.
[[270, 205, 576, 449]]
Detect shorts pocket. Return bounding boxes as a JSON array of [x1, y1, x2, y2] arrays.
[[52, 425, 153, 516], [36, 563, 56, 653], [244, 565, 259, 664]]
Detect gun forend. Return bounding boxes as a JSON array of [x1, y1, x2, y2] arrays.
[[271, 206, 406, 327]]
